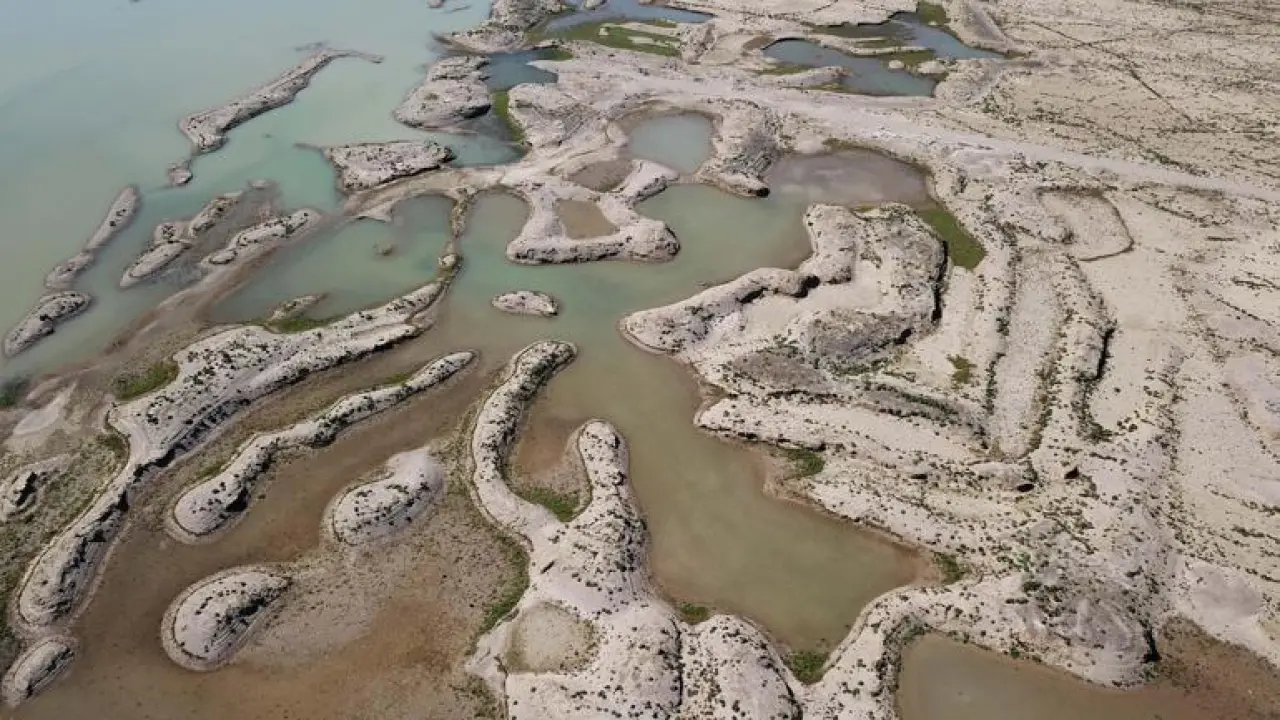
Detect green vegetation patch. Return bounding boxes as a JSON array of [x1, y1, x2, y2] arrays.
[[916, 1, 950, 26], [760, 63, 809, 76], [786, 649, 830, 684], [267, 314, 333, 334], [934, 552, 965, 583], [558, 22, 681, 57], [519, 486, 580, 522], [948, 355, 974, 386], [481, 534, 530, 632], [883, 48, 935, 70], [677, 602, 711, 624], [542, 46, 575, 61], [112, 360, 179, 401], [918, 206, 986, 270], [491, 89, 526, 145], [0, 376, 29, 408], [784, 447, 826, 478]]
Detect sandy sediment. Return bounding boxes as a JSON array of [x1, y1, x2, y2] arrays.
[[13, 277, 452, 634], [0, 456, 71, 523], [0, 636, 75, 708], [168, 351, 474, 542], [321, 141, 455, 193], [492, 290, 560, 317], [3, 292, 92, 358], [394, 56, 492, 130], [179, 48, 382, 154], [323, 447, 447, 546], [161, 567, 290, 671], [202, 208, 321, 267], [44, 186, 141, 290]]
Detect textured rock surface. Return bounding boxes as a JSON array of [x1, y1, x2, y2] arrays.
[[15, 279, 450, 632], [179, 49, 380, 153], [324, 448, 446, 545], [322, 141, 455, 193], [4, 292, 91, 357], [0, 456, 71, 522], [1, 636, 75, 708], [202, 208, 321, 267], [169, 352, 473, 540], [161, 568, 290, 670], [45, 186, 140, 289], [395, 56, 492, 129], [492, 290, 559, 317]]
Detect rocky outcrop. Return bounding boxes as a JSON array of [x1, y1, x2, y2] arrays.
[[492, 290, 559, 317], [324, 448, 446, 545], [121, 193, 245, 287], [1, 636, 75, 708], [395, 56, 492, 129], [161, 568, 290, 671], [179, 48, 381, 154], [268, 293, 326, 324], [45, 186, 141, 289], [448, 0, 565, 52], [202, 208, 321, 267], [169, 351, 473, 541], [696, 101, 782, 197], [14, 278, 451, 633], [321, 141, 455, 193], [0, 455, 71, 522], [4, 292, 91, 357]]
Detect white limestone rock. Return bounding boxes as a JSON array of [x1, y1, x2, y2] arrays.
[[179, 49, 381, 153], [322, 141, 455, 193], [324, 448, 446, 545], [394, 56, 492, 129], [162, 568, 290, 670], [44, 186, 140, 289], [202, 208, 321, 266], [1, 636, 75, 707], [0, 455, 71, 522], [4, 292, 91, 357], [169, 351, 473, 541], [16, 279, 450, 632], [492, 290, 559, 317]]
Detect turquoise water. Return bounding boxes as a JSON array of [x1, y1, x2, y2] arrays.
[[764, 40, 939, 96], [543, 0, 711, 31], [822, 13, 1002, 60], [484, 49, 560, 90], [626, 113, 714, 174], [0, 0, 501, 380]]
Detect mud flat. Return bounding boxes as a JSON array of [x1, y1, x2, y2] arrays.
[[12, 276, 451, 641], [161, 567, 290, 671], [169, 351, 473, 541], [3, 292, 92, 358], [44, 186, 141, 290], [492, 290, 559, 316], [321, 141, 455, 193], [179, 48, 382, 154]]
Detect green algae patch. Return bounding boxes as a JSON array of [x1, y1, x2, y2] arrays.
[[919, 206, 985, 270], [948, 355, 974, 386], [785, 447, 826, 478], [786, 649, 830, 684], [481, 533, 531, 633], [492, 89, 526, 145], [112, 360, 179, 401], [560, 22, 681, 57], [0, 377, 29, 408], [678, 602, 711, 624], [519, 486, 580, 522], [916, 1, 950, 27]]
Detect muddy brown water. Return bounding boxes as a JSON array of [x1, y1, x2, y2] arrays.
[[21, 148, 942, 715]]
